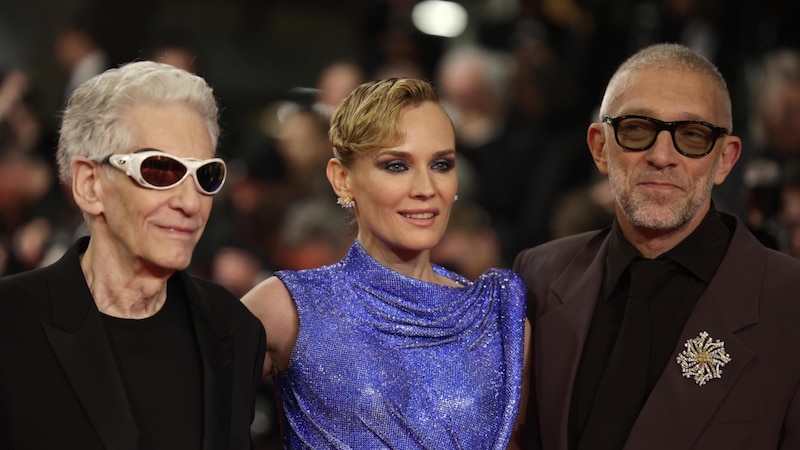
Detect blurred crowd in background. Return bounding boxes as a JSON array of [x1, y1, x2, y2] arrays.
[[1, 0, 799, 445]]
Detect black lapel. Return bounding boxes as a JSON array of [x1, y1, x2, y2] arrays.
[[178, 271, 235, 450], [538, 234, 610, 450], [42, 237, 139, 450]]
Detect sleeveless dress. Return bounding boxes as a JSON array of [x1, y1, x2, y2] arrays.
[[274, 240, 526, 449]]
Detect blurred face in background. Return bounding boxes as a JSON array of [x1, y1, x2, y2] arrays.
[[779, 186, 800, 258], [763, 81, 800, 155], [316, 62, 364, 114], [277, 109, 329, 174]]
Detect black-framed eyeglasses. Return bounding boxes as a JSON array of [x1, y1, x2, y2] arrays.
[[103, 149, 227, 195], [602, 115, 728, 158]]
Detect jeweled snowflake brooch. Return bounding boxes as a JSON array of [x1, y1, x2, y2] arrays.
[[676, 331, 732, 386]]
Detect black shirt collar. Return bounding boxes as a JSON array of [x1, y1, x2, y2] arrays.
[[603, 204, 732, 299]]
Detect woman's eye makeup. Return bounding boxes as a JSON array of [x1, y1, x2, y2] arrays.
[[375, 154, 455, 173], [380, 159, 410, 172], [431, 158, 455, 171]]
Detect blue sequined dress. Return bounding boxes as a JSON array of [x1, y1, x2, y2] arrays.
[[274, 240, 526, 449]]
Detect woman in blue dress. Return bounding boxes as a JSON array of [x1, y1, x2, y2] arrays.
[[242, 78, 530, 449]]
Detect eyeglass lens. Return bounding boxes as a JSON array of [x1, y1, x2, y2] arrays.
[[195, 161, 225, 192], [616, 117, 716, 155], [140, 156, 186, 187], [140, 155, 225, 193]]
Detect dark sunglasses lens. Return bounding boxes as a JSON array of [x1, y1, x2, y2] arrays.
[[675, 123, 714, 155], [140, 156, 187, 187], [616, 118, 656, 149], [196, 161, 226, 193]]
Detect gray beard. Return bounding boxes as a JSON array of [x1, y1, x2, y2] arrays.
[[609, 162, 718, 231]]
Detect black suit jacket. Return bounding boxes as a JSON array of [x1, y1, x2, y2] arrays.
[[0, 237, 266, 449], [514, 213, 800, 450]]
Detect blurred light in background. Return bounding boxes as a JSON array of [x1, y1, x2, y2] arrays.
[[412, 1, 468, 38]]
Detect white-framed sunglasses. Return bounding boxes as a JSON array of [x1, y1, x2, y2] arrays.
[[104, 149, 227, 195]]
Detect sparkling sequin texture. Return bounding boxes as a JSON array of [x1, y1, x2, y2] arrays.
[[274, 241, 526, 449]]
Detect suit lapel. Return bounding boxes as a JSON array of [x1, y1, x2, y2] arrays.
[[626, 220, 761, 449], [42, 237, 139, 450], [537, 236, 610, 450], [179, 272, 235, 450]]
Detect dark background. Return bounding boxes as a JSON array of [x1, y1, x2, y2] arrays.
[[2, 1, 800, 447]]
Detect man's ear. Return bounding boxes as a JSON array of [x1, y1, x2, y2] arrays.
[[71, 158, 105, 216], [587, 123, 609, 175], [713, 135, 742, 185], [326, 157, 352, 199]]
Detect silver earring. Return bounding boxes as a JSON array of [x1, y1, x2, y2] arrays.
[[454, 194, 459, 201], [337, 196, 355, 209]]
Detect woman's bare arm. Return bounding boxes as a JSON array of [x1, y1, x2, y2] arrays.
[[241, 276, 299, 378]]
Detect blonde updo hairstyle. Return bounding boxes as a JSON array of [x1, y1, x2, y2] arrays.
[[328, 78, 441, 167]]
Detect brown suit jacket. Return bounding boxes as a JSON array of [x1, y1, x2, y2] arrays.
[[513, 213, 800, 450]]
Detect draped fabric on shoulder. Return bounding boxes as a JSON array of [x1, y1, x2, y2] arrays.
[[274, 241, 526, 449]]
